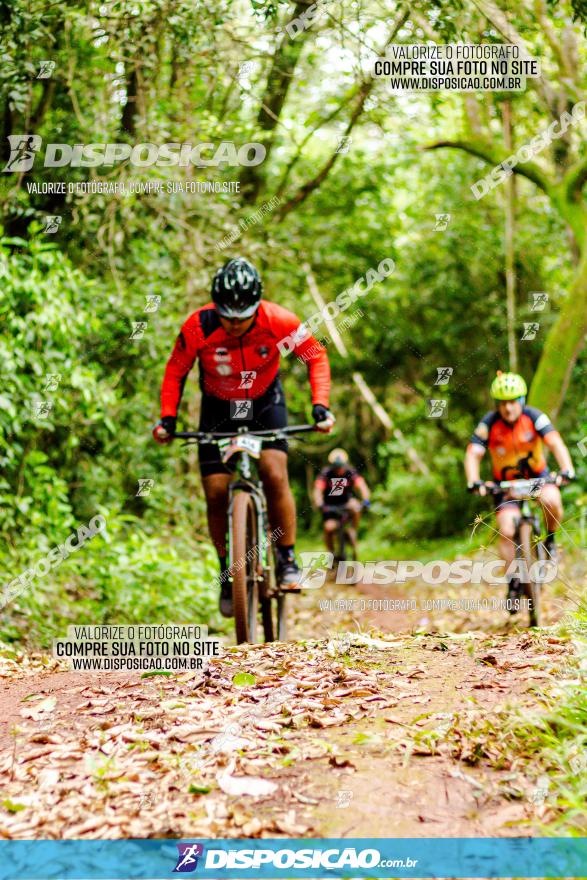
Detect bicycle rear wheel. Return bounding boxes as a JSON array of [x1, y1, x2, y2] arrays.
[[231, 492, 259, 644], [519, 520, 543, 627]]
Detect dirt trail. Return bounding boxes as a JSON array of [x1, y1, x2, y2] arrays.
[[0, 562, 576, 840]]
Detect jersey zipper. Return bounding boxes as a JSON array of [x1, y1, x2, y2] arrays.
[[239, 338, 249, 398]]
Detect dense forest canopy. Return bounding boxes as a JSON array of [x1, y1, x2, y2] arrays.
[[1, 0, 585, 644]]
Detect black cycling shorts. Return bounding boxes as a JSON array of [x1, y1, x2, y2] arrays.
[[198, 377, 288, 477]]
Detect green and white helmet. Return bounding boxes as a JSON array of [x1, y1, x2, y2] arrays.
[[490, 371, 527, 401]]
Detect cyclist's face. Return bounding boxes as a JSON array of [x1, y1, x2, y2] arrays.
[[498, 399, 522, 423], [219, 314, 255, 337]]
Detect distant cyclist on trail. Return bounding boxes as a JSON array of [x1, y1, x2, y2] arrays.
[[153, 257, 335, 616], [313, 449, 370, 555], [464, 371, 575, 609]]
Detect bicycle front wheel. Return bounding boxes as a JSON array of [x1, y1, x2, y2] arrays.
[[231, 492, 259, 644], [519, 520, 543, 627]]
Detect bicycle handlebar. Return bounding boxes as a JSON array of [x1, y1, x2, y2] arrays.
[[481, 475, 566, 495], [172, 424, 317, 442]]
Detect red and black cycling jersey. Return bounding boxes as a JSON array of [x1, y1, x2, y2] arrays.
[[315, 467, 362, 506], [468, 406, 557, 480], [160, 300, 330, 417]]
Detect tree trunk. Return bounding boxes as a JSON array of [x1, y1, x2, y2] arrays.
[[240, 1, 312, 203], [529, 238, 587, 418], [503, 100, 518, 371]]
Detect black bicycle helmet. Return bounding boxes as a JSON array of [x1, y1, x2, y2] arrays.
[[211, 257, 262, 318]]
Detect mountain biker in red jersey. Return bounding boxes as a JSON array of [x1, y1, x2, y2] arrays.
[[153, 258, 335, 617], [313, 448, 370, 555], [464, 371, 575, 612]]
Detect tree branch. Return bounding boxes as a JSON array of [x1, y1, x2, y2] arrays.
[[275, 4, 410, 220], [562, 153, 587, 201], [422, 139, 552, 194]]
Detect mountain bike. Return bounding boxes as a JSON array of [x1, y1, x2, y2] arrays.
[[174, 424, 315, 644], [321, 505, 356, 564], [485, 475, 563, 627]]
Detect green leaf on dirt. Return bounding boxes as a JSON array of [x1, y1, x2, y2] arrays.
[[21, 693, 42, 702], [2, 800, 26, 814], [140, 670, 172, 679], [188, 783, 211, 794], [232, 672, 256, 687]]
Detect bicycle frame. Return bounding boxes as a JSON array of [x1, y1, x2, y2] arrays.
[[174, 423, 315, 590]]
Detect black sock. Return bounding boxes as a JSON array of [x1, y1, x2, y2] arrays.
[[277, 544, 294, 560], [218, 555, 228, 573]]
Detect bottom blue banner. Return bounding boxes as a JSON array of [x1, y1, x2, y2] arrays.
[[0, 837, 585, 879]]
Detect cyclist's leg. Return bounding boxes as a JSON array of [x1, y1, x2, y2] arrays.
[[201, 473, 232, 558], [539, 483, 563, 533], [323, 516, 338, 553], [347, 497, 361, 526], [495, 502, 520, 569]]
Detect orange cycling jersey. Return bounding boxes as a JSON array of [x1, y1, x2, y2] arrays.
[[161, 300, 330, 418], [469, 406, 557, 480]]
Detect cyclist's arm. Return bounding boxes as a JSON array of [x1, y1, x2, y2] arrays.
[[352, 474, 370, 502], [465, 444, 485, 483], [160, 318, 201, 418], [313, 476, 326, 509], [544, 431, 574, 475]]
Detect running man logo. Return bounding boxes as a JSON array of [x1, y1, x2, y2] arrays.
[[130, 321, 148, 340], [329, 477, 348, 496], [434, 213, 451, 231], [530, 292, 549, 311], [44, 215, 62, 234], [336, 136, 352, 154], [32, 400, 53, 418], [238, 370, 257, 389], [427, 399, 447, 418], [44, 373, 61, 392], [3, 135, 42, 172], [230, 399, 252, 420], [336, 789, 354, 808], [434, 367, 453, 385], [173, 843, 204, 873], [37, 60, 56, 79], [136, 479, 155, 497], [144, 295, 161, 313], [521, 322, 539, 340]]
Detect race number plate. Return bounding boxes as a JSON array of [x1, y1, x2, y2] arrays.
[[220, 434, 262, 462]]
